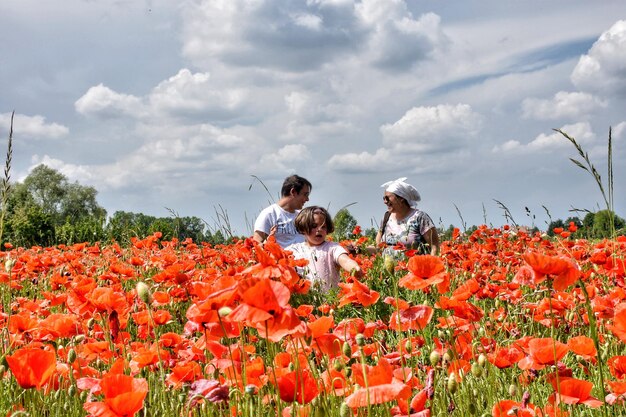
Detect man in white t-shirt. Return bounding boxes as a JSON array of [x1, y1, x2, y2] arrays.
[[253, 175, 312, 248]]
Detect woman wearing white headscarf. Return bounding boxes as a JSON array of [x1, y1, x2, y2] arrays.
[[375, 177, 439, 256]]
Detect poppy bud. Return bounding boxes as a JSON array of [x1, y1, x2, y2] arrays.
[[404, 340, 412, 353], [245, 385, 257, 395], [74, 334, 85, 343], [67, 348, 77, 364], [429, 350, 441, 366], [470, 362, 482, 377], [355, 333, 365, 347], [0, 365, 5, 375], [508, 383, 518, 396], [342, 341, 352, 357], [136, 282, 152, 305], [333, 358, 344, 372], [87, 318, 95, 329], [68, 385, 76, 397], [447, 373, 458, 393], [443, 350, 452, 363]]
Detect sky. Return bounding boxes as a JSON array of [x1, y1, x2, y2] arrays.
[[1, 0, 625, 237]]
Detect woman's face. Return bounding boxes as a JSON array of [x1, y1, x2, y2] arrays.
[[383, 192, 403, 213], [304, 213, 328, 246]]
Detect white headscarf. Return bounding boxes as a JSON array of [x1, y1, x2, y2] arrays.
[[381, 177, 421, 208]]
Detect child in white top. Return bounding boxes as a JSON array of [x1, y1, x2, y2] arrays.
[[286, 206, 362, 290]]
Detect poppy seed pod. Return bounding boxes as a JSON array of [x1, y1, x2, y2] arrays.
[[4, 257, 15, 273], [339, 402, 351, 417], [355, 333, 365, 347], [218, 306, 232, 317], [447, 373, 458, 393], [429, 350, 441, 366], [383, 255, 395, 274], [478, 353, 487, 367]]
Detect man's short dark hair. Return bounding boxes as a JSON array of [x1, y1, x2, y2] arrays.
[[281, 175, 312, 197]]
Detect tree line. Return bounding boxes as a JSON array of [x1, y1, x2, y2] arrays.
[[0, 164, 233, 248], [1, 164, 623, 249]]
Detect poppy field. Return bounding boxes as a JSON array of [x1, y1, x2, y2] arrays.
[[1, 226, 626, 417]]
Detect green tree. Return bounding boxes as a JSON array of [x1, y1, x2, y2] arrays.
[[4, 164, 107, 246], [106, 211, 157, 244], [592, 210, 625, 239], [332, 208, 357, 241]]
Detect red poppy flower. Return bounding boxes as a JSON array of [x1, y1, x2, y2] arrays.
[[608, 356, 626, 380], [608, 303, 626, 343], [6, 347, 57, 389], [518, 338, 569, 370], [492, 400, 538, 417], [345, 383, 410, 409], [83, 373, 148, 417], [522, 251, 580, 290], [399, 255, 449, 293], [389, 305, 434, 331], [276, 369, 319, 404], [227, 278, 307, 342], [346, 358, 411, 408], [488, 346, 525, 369], [337, 278, 380, 307], [567, 336, 596, 361], [548, 377, 602, 407]]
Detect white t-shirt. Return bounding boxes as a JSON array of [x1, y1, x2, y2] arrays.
[[254, 203, 304, 248], [286, 241, 348, 290]]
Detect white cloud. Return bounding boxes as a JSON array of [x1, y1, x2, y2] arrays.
[[493, 122, 595, 153], [75, 84, 144, 118], [180, 0, 447, 72], [181, 0, 363, 71], [327, 147, 393, 172], [380, 104, 483, 147], [356, 0, 448, 70], [521, 91, 607, 120], [614, 121, 626, 141], [75, 69, 251, 123], [571, 20, 626, 97], [327, 103, 483, 173], [259, 144, 311, 171], [0, 112, 69, 139], [491, 140, 523, 153], [149, 69, 248, 119]]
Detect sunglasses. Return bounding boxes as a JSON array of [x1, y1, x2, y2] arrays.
[[383, 195, 393, 203]]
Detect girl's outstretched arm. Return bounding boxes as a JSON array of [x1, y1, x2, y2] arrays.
[[337, 254, 362, 278]]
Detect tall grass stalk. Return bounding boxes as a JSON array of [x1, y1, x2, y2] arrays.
[[0, 111, 14, 245], [556, 127, 616, 238]]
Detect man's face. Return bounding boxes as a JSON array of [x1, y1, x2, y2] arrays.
[[292, 185, 311, 209]]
